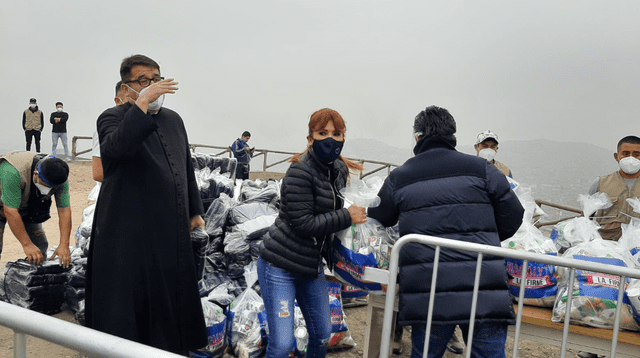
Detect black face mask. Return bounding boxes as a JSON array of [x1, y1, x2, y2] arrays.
[[312, 137, 344, 164]]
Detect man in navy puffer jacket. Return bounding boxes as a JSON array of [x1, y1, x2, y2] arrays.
[[368, 105, 524, 358]]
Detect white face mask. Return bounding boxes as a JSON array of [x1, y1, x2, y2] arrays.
[[34, 182, 51, 195], [57, 107, 63, 112], [619, 156, 640, 175], [128, 85, 164, 111], [478, 148, 496, 162], [30, 104, 36, 109]]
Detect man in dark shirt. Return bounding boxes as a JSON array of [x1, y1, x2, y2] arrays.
[[50, 102, 69, 157]]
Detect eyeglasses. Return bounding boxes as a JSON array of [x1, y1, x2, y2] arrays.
[[126, 76, 164, 87]]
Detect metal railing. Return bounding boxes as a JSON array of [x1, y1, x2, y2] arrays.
[[72, 137, 400, 179], [0, 300, 184, 358], [372, 234, 640, 358], [188, 143, 399, 179]]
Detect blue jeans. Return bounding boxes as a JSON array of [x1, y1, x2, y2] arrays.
[[410, 322, 508, 358], [0, 216, 49, 262], [257, 257, 332, 358], [52, 132, 68, 156]]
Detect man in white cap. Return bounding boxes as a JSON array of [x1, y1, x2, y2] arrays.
[[474, 130, 512, 178]]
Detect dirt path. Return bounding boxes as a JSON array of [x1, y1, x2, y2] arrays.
[[0, 160, 579, 357]]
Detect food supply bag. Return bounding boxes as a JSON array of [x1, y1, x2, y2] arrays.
[[551, 239, 640, 331], [333, 179, 394, 293], [227, 265, 268, 358], [502, 180, 558, 306], [503, 223, 559, 307], [190, 298, 228, 358]]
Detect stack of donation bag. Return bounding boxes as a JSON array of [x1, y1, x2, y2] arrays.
[[1, 258, 70, 314]]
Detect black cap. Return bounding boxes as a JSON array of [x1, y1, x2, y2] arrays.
[[30, 98, 37, 103]]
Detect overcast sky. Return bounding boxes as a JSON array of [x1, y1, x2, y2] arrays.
[[1, 1, 639, 157]]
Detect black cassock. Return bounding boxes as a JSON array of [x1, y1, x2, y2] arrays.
[[86, 103, 207, 353]]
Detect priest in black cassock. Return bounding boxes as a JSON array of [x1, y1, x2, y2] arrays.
[[86, 54, 207, 355]]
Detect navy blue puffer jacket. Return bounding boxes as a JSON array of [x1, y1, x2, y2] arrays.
[[368, 136, 523, 327], [260, 150, 353, 277]]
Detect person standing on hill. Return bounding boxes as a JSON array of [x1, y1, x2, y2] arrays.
[[588, 135, 640, 241], [474, 130, 512, 178], [231, 131, 254, 180], [369, 106, 523, 358], [50, 102, 69, 157], [92, 81, 127, 182], [0, 152, 71, 267], [22, 98, 44, 153], [85, 54, 207, 355]]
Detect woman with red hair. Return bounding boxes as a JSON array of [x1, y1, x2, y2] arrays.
[[258, 108, 366, 357]]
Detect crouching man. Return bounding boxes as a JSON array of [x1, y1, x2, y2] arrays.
[[0, 151, 71, 267]]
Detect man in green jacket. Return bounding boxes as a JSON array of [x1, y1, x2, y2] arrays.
[[0, 151, 71, 267]]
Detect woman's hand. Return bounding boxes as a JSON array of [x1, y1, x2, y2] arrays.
[[348, 205, 367, 224]]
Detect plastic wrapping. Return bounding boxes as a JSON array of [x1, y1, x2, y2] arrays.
[[550, 193, 614, 253], [88, 182, 101, 202], [199, 271, 233, 297], [195, 167, 236, 211], [551, 239, 640, 331], [628, 279, 640, 325], [191, 152, 237, 176], [228, 288, 267, 358], [224, 231, 253, 279], [233, 214, 277, 241], [189, 298, 228, 358], [228, 202, 278, 226], [204, 193, 235, 236], [238, 180, 280, 206], [503, 222, 559, 307], [207, 283, 235, 307], [2, 260, 70, 314], [191, 227, 209, 281]]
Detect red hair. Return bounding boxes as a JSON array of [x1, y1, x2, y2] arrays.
[[290, 108, 364, 174]]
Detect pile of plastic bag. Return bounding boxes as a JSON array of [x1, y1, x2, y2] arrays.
[[1, 259, 70, 314], [192, 152, 237, 176], [195, 167, 236, 212]]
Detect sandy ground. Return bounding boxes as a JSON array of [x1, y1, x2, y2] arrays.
[[0, 160, 580, 357]]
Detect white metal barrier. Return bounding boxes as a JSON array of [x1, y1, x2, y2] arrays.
[[0, 300, 184, 358], [371, 234, 640, 358]]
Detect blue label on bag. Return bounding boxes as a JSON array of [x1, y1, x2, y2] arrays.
[[505, 255, 558, 299], [331, 237, 382, 292], [572, 255, 631, 305]]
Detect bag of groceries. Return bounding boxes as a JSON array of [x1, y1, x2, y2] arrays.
[[551, 239, 640, 331], [550, 193, 611, 254]]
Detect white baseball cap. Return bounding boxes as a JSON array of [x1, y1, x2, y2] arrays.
[[475, 130, 499, 145]]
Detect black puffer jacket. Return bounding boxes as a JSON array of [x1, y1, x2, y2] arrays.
[[260, 149, 352, 277], [369, 136, 523, 327]]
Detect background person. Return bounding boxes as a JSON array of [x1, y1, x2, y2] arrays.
[[92, 81, 126, 182], [588, 135, 640, 241], [368, 106, 523, 358], [0, 152, 71, 267], [50, 102, 69, 157], [474, 130, 512, 178], [231, 131, 254, 180], [22, 98, 44, 153], [85, 54, 207, 354], [258, 108, 366, 358]]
